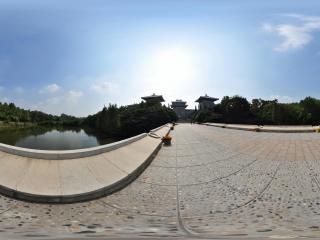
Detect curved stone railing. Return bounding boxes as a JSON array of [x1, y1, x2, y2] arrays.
[[0, 124, 172, 203], [0, 133, 147, 160]]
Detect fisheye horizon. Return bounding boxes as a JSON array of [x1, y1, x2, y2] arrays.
[[3, 1, 320, 240], [1, 0, 320, 116]]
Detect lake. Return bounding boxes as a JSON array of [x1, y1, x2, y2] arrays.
[[0, 126, 117, 150]]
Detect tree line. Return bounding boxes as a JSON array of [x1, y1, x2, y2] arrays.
[[83, 102, 178, 138], [0, 101, 178, 138], [194, 96, 320, 125], [4, 95, 320, 137], [0, 102, 82, 126]]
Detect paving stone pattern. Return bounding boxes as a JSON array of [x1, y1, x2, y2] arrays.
[[1, 124, 320, 239]]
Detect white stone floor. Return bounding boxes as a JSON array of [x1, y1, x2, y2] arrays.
[[2, 124, 320, 239]]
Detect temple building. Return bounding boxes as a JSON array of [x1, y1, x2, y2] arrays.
[[171, 99, 194, 120], [171, 100, 188, 119], [141, 93, 165, 104], [195, 94, 219, 110]]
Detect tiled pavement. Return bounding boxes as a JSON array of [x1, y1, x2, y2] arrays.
[[2, 124, 320, 239]]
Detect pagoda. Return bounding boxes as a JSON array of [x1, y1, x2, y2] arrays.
[[171, 99, 188, 119], [141, 93, 165, 104], [195, 94, 219, 110]]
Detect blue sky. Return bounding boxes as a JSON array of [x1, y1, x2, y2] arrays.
[[0, 0, 320, 116]]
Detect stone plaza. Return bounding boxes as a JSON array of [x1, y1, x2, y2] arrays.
[[1, 124, 320, 239]]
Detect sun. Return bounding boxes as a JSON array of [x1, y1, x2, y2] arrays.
[[137, 46, 199, 99], [143, 47, 195, 90], [152, 48, 192, 81]]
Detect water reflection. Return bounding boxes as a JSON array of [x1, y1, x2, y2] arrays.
[[0, 126, 117, 150]]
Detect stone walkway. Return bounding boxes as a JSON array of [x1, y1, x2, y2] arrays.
[[1, 124, 320, 239]]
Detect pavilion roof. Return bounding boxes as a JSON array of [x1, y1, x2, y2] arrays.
[[141, 93, 165, 102], [195, 94, 219, 103], [171, 99, 187, 105], [171, 99, 188, 108]]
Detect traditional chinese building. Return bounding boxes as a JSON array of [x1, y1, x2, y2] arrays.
[[171, 99, 194, 120], [171, 99, 188, 119], [195, 94, 219, 110], [141, 93, 165, 104]]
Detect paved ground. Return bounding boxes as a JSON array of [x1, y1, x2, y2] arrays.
[[2, 124, 320, 239]]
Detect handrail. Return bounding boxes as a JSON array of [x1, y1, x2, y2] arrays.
[[0, 133, 147, 160]]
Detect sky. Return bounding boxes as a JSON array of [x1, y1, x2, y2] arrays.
[[0, 0, 320, 116]]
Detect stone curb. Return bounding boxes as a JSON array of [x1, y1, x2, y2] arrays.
[[0, 123, 172, 160], [0, 142, 163, 204], [0, 133, 147, 160], [202, 123, 319, 133]]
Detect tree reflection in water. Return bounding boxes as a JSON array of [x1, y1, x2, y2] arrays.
[[0, 126, 118, 150]]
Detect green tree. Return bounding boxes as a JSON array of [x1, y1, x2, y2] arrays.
[[219, 96, 251, 123], [96, 104, 120, 135], [299, 97, 320, 124]]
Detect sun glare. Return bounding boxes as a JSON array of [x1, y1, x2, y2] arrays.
[[153, 48, 192, 80], [141, 47, 196, 96]]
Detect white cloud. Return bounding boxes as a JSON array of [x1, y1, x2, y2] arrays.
[[46, 96, 61, 105], [44, 90, 83, 106], [14, 86, 24, 94], [39, 83, 60, 94], [263, 14, 320, 52], [90, 81, 118, 94], [66, 90, 83, 104], [35, 90, 84, 116]]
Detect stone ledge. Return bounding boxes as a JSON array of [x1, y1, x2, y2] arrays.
[[202, 123, 319, 133], [0, 142, 163, 204], [0, 133, 147, 160]]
